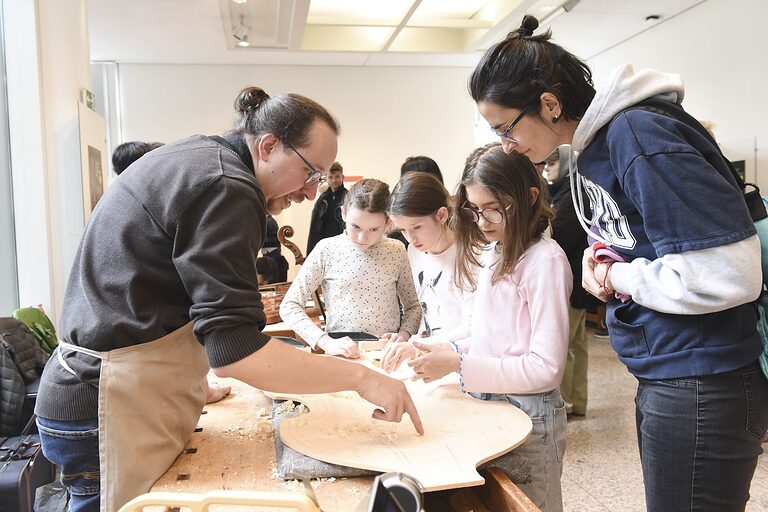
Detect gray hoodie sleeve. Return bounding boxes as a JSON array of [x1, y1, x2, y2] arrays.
[[610, 235, 761, 314]]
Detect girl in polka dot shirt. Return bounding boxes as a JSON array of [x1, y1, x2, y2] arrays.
[[280, 179, 421, 357]]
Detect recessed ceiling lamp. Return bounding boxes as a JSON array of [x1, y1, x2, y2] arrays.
[[232, 0, 247, 4]]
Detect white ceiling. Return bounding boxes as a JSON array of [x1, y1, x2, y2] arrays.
[[87, 0, 706, 67]]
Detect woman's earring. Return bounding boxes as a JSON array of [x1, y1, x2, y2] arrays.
[[552, 114, 561, 123]]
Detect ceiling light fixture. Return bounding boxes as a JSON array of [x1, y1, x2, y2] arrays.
[[236, 33, 250, 47], [471, 0, 581, 52], [231, 0, 247, 4], [233, 14, 251, 47], [537, 0, 580, 26]]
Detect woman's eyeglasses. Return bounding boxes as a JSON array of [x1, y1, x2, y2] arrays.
[[460, 202, 510, 224], [283, 141, 326, 185], [492, 106, 530, 143]]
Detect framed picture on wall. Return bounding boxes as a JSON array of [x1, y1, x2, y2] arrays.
[[78, 102, 109, 222]]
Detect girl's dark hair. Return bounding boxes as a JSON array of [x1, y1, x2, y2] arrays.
[[232, 86, 339, 147], [343, 178, 391, 215], [389, 172, 451, 218], [400, 156, 444, 184], [453, 143, 553, 290], [469, 15, 595, 122]]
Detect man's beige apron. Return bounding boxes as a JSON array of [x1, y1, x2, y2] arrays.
[[58, 322, 209, 511]]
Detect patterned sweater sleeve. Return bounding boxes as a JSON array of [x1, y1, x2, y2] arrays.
[[279, 242, 327, 347], [395, 246, 422, 335]]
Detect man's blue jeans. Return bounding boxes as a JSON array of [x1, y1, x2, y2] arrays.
[[36, 417, 100, 512], [636, 362, 768, 511]]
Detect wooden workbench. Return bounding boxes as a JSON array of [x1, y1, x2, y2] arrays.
[[151, 376, 539, 512], [151, 377, 372, 510]]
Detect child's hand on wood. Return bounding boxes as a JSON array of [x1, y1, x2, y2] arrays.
[[381, 340, 419, 373], [408, 340, 459, 383], [317, 335, 361, 359], [381, 330, 411, 344]]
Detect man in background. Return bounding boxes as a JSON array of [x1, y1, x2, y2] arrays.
[[307, 162, 346, 255]]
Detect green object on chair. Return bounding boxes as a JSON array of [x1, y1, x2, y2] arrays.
[[12, 307, 58, 355]]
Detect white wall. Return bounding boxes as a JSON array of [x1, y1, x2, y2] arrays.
[[5, 0, 93, 322], [118, 64, 477, 272], [91, 61, 121, 188], [584, 0, 767, 189]]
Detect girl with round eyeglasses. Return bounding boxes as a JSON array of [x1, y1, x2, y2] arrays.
[[405, 144, 571, 510]]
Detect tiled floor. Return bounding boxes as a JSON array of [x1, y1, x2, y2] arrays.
[[562, 332, 768, 511]]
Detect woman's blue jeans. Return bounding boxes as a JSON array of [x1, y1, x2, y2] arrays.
[[636, 361, 768, 512], [36, 416, 100, 512]]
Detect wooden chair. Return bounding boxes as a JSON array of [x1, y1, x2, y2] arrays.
[[258, 225, 325, 326]]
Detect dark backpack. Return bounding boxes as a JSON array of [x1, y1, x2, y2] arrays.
[[0, 320, 48, 436], [0, 319, 48, 383]]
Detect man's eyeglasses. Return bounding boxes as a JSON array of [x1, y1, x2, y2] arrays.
[[461, 202, 510, 224], [492, 106, 530, 142], [283, 140, 326, 186]]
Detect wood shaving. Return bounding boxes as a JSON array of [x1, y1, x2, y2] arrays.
[[280, 479, 303, 489], [276, 401, 310, 415]]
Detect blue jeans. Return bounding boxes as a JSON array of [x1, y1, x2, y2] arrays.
[[36, 416, 100, 512], [636, 362, 768, 512], [473, 389, 567, 512]]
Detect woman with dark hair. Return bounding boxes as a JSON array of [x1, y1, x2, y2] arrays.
[[35, 86, 423, 511], [469, 15, 765, 511]]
